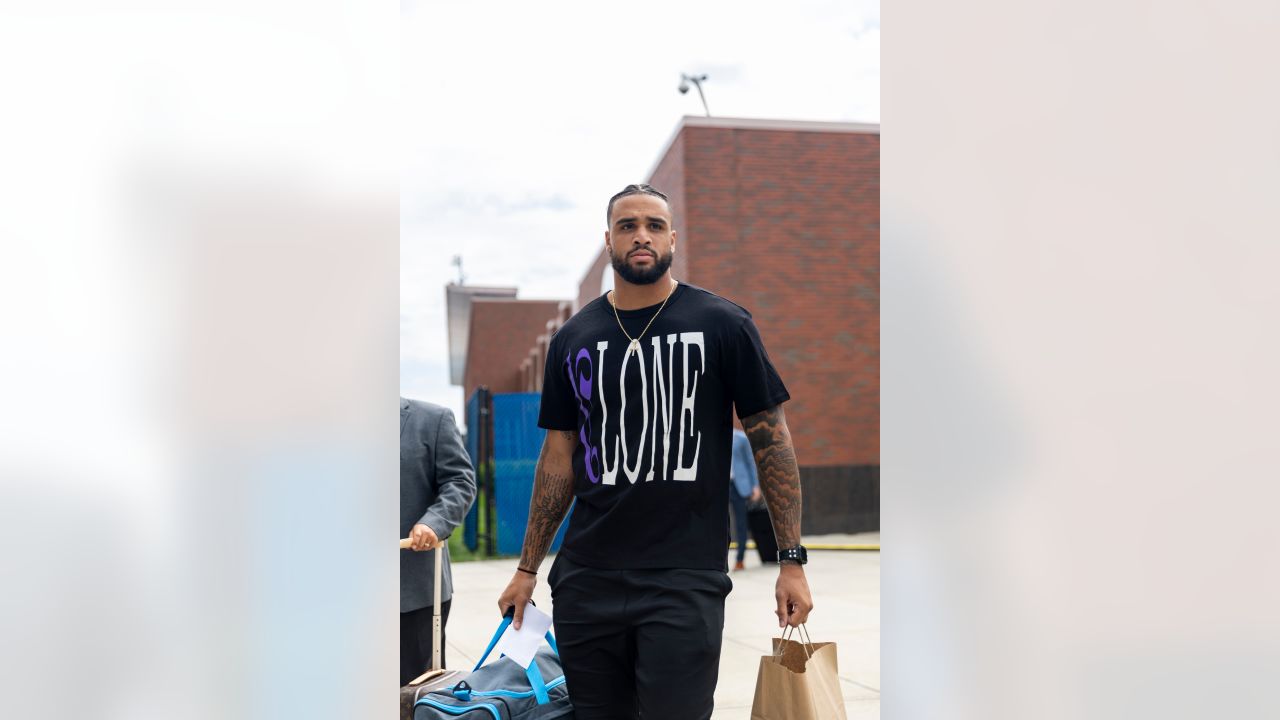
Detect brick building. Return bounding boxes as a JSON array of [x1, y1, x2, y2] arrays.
[[449, 116, 879, 533]]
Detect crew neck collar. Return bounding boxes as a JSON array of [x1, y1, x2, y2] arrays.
[[603, 281, 685, 319]]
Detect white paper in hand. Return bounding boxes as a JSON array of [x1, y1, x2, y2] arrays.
[[490, 602, 553, 669]]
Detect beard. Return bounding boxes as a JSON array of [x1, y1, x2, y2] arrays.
[[611, 248, 674, 285]]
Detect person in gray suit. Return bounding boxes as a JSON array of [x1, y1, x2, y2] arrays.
[[401, 397, 477, 685]]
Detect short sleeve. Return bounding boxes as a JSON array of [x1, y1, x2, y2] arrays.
[[538, 334, 578, 430], [727, 316, 791, 420]]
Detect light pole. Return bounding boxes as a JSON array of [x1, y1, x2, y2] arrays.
[[678, 73, 710, 116], [451, 255, 465, 285]]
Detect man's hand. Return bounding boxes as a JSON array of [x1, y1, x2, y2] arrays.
[[409, 523, 439, 551], [749, 486, 763, 503], [497, 572, 538, 630], [775, 564, 814, 628]]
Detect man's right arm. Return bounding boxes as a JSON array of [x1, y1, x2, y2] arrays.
[[497, 428, 578, 629]]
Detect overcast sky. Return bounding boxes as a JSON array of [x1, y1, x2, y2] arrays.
[[401, 0, 880, 421]]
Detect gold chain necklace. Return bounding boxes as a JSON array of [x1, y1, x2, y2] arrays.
[[608, 279, 678, 357]]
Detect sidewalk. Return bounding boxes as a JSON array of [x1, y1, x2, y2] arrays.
[[443, 533, 880, 719]]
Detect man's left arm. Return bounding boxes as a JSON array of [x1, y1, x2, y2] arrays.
[[739, 435, 763, 499], [742, 404, 813, 627], [412, 409, 478, 551]]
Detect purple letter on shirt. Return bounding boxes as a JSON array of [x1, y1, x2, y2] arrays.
[[565, 347, 602, 484]]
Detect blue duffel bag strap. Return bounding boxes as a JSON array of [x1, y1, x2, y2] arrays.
[[470, 608, 563, 705], [473, 615, 514, 671], [524, 661, 551, 704], [474, 608, 563, 665]]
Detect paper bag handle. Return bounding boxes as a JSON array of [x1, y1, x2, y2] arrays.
[[775, 624, 814, 660]]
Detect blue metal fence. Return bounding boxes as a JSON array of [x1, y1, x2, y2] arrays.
[[492, 393, 571, 556]]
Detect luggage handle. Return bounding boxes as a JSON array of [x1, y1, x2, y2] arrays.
[[400, 536, 447, 671], [399, 537, 444, 550]]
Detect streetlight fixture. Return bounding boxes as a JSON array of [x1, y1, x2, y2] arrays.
[[678, 73, 710, 116], [451, 255, 465, 285]]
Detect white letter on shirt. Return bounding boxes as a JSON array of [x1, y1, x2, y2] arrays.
[[674, 331, 704, 481], [648, 334, 676, 481], [596, 340, 618, 485], [618, 337, 649, 485]]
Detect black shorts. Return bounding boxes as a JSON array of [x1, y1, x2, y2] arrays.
[[548, 554, 733, 720]]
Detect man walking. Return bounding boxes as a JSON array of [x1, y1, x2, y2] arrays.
[[497, 184, 814, 719], [401, 397, 477, 686], [729, 427, 765, 571]]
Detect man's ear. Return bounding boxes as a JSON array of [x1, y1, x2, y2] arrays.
[[604, 230, 612, 255], [670, 229, 677, 255]]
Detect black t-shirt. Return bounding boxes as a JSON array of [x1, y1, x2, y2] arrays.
[[538, 282, 790, 571]]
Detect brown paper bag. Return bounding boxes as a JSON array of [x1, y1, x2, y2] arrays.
[[750, 625, 847, 720]]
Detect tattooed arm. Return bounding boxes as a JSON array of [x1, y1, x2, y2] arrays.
[[743, 405, 803, 547], [742, 404, 814, 627], [517, 429, 578, 571], [497, 429, 578, 629]]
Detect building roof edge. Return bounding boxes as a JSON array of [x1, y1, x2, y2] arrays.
[[645, 115, 880, 181]]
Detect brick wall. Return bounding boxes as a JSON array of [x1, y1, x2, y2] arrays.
[[463, 299, 563, 398], [682, 126, 880, 468], [649, 129, 691, 284], [576, 250, 609, 313]]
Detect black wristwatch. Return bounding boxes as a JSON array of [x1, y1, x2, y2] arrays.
[[777, 545, 808, 565]]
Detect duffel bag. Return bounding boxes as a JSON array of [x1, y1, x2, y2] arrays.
[[414, 613, 573, 720]]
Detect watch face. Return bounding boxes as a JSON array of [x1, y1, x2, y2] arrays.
[[781, 546, 808, 564]]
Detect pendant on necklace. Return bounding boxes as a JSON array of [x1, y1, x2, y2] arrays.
[[628, 339, 640, 356]]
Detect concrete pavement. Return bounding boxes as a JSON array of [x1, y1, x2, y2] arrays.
[[441, 533, 880, 719]]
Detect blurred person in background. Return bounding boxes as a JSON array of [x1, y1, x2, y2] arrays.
[[400, 397, 477, 685], [496, 184, 814, 719], [729, 426, 765, 571]]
